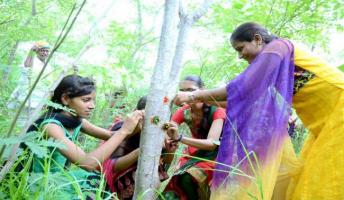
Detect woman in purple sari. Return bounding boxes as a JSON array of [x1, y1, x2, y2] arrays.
[[174, 22, 344, 200]]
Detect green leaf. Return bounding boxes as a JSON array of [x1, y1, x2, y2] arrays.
[[339, 64, 344, 72], [24, 141, 48, 158]]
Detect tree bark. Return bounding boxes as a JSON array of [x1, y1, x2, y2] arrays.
[[133, 0, 179, 199], [134, 0, 213, 199], [31, 0, 37, 16], [167, 0, 214, 95]]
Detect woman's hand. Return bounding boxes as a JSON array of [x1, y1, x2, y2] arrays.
[[31, 44, 39, 52], [121, 110, 144, 136], [173, 91, 196, 106], [164, 138, 178, 152], [162, 134, 178, 164], [164, 122, 179, 141]]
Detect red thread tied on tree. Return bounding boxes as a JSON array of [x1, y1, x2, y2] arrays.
[[163, 96, 169, 105]]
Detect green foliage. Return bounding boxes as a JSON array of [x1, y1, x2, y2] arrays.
[[0, 131, 66, 159], [0, 0, 75, 64], [0, 0, 343, 199], [182, 44, 247, 88], [0, 150, 109, 200], [179, 0, 343, 88], [45, 100, 77, 116], [104, 20, 152, 91], [339, 63, 344, 72], [210, 0, 343, 45]]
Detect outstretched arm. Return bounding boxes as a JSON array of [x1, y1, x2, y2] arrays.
[[24, 45, 38, 68], [81, 119, 112, 140], [112, 148, 140, 172], [43, 110, 143, 171], [82, 110, 145, 140], [174, 86, 227, 106], [207, 100, 227, 108]]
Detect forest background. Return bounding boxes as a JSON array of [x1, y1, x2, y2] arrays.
[[0, 0, 343, 199]]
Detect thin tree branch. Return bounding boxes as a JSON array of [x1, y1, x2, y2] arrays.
[[31, 0, 37, 16], [191, 0, 214, 23], [265, 0, 276, 25], [168, 0, 214, 84], [179, 0, 187, 18], [0, 18, 16, 26]]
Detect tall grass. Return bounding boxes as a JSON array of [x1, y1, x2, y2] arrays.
[[0, 146, 112, 200]]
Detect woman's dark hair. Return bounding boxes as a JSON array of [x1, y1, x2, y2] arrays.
[[182, 75, 204, 88], [181, 75, 214, 139], [198, 104, 216, 139], [230, 22, 278, 44], [50, 74, 95, 112], [136, 96, 147, 110]]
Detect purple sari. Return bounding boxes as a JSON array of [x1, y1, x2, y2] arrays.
[[212, 39, 295, 193]]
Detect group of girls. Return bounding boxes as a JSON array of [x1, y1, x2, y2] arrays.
[[16, 72, 220, 199]]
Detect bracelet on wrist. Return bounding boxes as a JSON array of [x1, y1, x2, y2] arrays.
[[188, 92, 196, 102], [175, 134, 183, 142]]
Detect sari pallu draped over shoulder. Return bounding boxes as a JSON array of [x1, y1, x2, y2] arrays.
[[211, 39, 295, 200]]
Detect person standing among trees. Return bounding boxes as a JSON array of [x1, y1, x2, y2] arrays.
[[163, 75, 226, 200], [7, 41, 65, 125], [174, 22, 344, 200]]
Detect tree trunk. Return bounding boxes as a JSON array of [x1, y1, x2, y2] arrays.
[[133, 0, 179, 199], [134, 0, 213, 199], [167, 0, 214, 94]]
